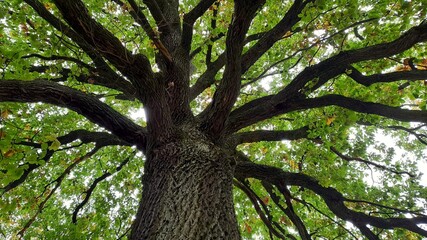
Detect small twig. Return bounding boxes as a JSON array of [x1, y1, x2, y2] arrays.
[[330, 146, 416, 177], [72, 153, 133, 223]]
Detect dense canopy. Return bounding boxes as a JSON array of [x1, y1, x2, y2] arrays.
[[1, 0, 427, 239]]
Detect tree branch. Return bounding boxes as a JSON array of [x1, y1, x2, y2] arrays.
[[330, 146, 416, 177], [142, 0, 181, 53], [24, 0, 122, 79], [189, 0, 311, 100], [272, 22, 427, 102], [228, 22, 427, 133], [1, 150, 54, 194], [241, 0, 313, 73], [230, 93, 427, 132], [385, 124, 427, 145], [234, 179, 295, 240], [262, 181, 311, 240], [182, 0, 217, 52], [22, 53, 94, 69], [27, 63, 137, 100], [235, 161, 427, 236], [189, 52, 226, 100], [189, 32, 225, 60], [27, 0, 175, 143], [0, 80, 147, 150], [1, 130, 131, 194], [296, 197, 359, 238], [200, 0, 266, 139], [122, 0, 172, 62], [291, 95, 427, 124], [347, 66, 427, 87], [52, 0, 140, 70], [345, 198, 426, 217], [17, 146, 100, 237], [355, 224, 378, 240], [226, 126, 309, 147], [50, 0, 169, 113], [72, 154, 132, 223]]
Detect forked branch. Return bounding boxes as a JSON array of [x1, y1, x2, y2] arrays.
[[347, 66, 427, 87], [72, 154, 133, 223], [228, 23, 427, 133], [200, 0, 266, 139], [235, 161, 427, 236], [0, 80, 147, 150]]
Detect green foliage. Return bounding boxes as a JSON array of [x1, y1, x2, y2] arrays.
[[1, 0, 427, 239]]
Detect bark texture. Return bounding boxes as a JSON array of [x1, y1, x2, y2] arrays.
[[4, 0, 427, 239], [130, 124, 240, 239]]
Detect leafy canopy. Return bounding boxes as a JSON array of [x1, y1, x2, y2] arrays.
[[1, 0, 427, 239]]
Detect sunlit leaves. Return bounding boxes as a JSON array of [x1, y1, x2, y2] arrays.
[[1, 0, 427, 238]]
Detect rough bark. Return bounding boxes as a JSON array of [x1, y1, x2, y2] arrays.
[[130, 124, 240, 239], [4, 0, 427, 238]]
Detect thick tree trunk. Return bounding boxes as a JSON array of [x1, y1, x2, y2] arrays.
[[130, 125, 240, 239]]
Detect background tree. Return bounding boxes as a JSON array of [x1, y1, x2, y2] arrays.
[[1, 0, 427, 239]]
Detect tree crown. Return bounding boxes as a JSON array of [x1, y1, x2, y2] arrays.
[[1, 0, 427, 238]]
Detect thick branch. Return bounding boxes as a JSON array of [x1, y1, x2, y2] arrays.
[[50, 0, 168, 108], [24, 0, 122, 79], [189, 0, 310, 100], [124, 0, 172, 62], [241, 0, 313, 73], [356, 224, 378, 240], [347, 66, 427, 86], [227, 126, 309, 147], [228, 23, 427, 133], [292, 95, 427, 123], [52, 0, 139, 70], [0, 80, 147, 150], [182, 0, 217, 52], [28, 63, 137, 100], [272, 22, 427, 102], [235, 161, 427, 236], [229, 94, 427, 133], [142, 0, 181, 53], [200, 0, 266, 139], [26, 0, 173, 142]]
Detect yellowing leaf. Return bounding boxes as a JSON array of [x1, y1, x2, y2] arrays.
[[24, 124, 31, 131], [260, 147, 268, 154], [4, 149, 16, 158], [49, 139, 61, 151], [283, 31, 292, 38], [262, 196, 269, 205], [1, 110, 10, 119], [280, 216, 292, 225], [289, 160, 298, 170], [282, 154, 289, 162], [45, 134, 58, 141], [244, 222, 252, 233], [326, 116, 336, 125]]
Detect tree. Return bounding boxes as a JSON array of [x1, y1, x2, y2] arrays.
[[1, 0, 427, 238]]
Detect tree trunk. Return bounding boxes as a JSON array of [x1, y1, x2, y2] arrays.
[[130, 125, 240, 239]]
